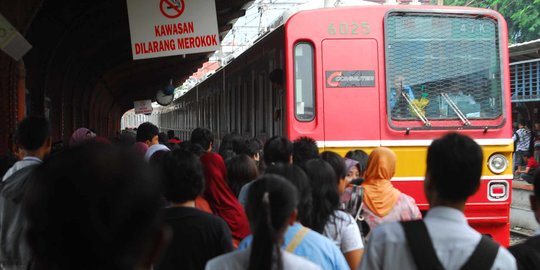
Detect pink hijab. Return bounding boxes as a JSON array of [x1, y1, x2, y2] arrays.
[[69, 128, 95, 147]]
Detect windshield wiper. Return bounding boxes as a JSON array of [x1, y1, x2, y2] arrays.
[[441, 92, 471, 126], [401, 92, 431, 127]]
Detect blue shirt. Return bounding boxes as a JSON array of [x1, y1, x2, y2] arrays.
[[238, 222, 350, 270], [389, 86, 415, 109]]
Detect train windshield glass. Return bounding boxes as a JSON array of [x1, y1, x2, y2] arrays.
[[385, 12, 503, 123]]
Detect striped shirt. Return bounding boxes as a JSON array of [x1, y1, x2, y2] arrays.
[[513, 128, 531, 152]]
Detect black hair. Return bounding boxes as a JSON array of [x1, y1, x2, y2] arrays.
[[15, 116, 51, 151], [263, 136, 293, 166], [320, 151, 347, 181], [523, 151, 533, 158], [302, 159, 339, 234], [118, 131, 136, 146], [160, 149, 204, 203], [158, 132, 168, 144], [23, 143, 162, 270], [246, 175, 298, 270], [190, 127, 213, 151], [178, 141, 206, 157], [427, 133, 483, 202], [136, 122, 159, 143], [519, 119, 529, 127], [265, 164, 312, 225], [345, 149, 369, 175], [167, 130, 175, 140], [226, 154, 259, 197], [293, 136, 319, 166], [247, 138, 263, 158], [269, 69, 284, 86]]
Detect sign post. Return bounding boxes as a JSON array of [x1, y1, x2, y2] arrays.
[[126, 0, 220, 60]]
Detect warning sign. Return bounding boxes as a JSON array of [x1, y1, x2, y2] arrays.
[[160, 0, 185, 19], [126, 0, 220, 60], [134, 100, 153, 114]]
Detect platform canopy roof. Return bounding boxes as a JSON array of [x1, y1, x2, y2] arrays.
[[1, 0, 253, 114]]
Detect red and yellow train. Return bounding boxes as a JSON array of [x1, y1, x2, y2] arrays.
[[159, 4, 513, 245]]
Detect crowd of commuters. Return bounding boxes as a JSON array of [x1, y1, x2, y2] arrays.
[[2, 116, 540, 269]]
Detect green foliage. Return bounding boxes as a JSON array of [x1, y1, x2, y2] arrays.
[[432, 0, 540, 43]]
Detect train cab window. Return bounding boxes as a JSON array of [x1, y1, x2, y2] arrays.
[[385, 12, 503, 125], [294, 43, 315, 122]]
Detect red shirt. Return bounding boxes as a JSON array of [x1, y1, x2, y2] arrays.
[[527, 157, 538, 170]]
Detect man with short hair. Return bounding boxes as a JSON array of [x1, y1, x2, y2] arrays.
[[190, 127, 213, 152], [359, 133, 516, 270], [263, 136, 293, 166], [509, 172, 540, 269], [136, 122, 159, 146], [292, 136, 319, 166], [156, 150, 233, 270], [1, 116, 52, 270]]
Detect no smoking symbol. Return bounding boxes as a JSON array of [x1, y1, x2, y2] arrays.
[[160, 0, 185, 19]]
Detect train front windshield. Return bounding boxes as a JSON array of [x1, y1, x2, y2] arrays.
[[385, 12, 503, 125]]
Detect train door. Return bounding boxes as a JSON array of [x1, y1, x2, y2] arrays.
[[321, 39, 381, 147]]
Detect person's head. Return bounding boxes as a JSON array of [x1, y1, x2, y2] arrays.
[[364, 147, 397, 184], [247, 138, 263, 161], [320, 151, 347, 194], [226, 154, 259, 197], [246, 174, 297, 270], [302, 159, 339, 234], [293, 136, 319, 166], [425, 133, 483, 208], [69, 128, 96, 147], [136, 122, 159, 146], [160, 149, 204, 204], [523, 151, 533, 161], [15, 116, 52, 158], [167, 130, 175, 140], [265, 163, 312, 225], [344, 158, 360, 184], [269, 69, 284, 88], [158, 132, 168, 145], [531, 172, 540, 224], [263, 136, 293, 166], [23, 143, 164, 270], [518, 119, 528, 129], [190, 127, 213, 152], [345, 149, 369, 177]]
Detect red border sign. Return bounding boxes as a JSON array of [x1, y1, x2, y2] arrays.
[[160, 0, 185, 19]]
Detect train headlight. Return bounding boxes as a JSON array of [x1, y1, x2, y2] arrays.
[[488, 154, 508, 174]]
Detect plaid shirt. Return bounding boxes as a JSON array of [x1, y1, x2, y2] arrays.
[[513, 128, 532, 152]]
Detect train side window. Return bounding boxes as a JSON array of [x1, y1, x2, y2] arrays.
[[294, 42, 315, 122]]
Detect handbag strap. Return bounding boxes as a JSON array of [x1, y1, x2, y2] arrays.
[[286, 226, 310, 253]]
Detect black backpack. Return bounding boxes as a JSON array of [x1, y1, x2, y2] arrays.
[[401, 220, 499, 270]]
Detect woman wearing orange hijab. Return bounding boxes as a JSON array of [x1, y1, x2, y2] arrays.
[[362, 147, 421, 233]]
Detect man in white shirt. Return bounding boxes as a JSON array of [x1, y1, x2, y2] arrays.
[[359, 133, 516, 270], [1, 116, 51, 270]]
